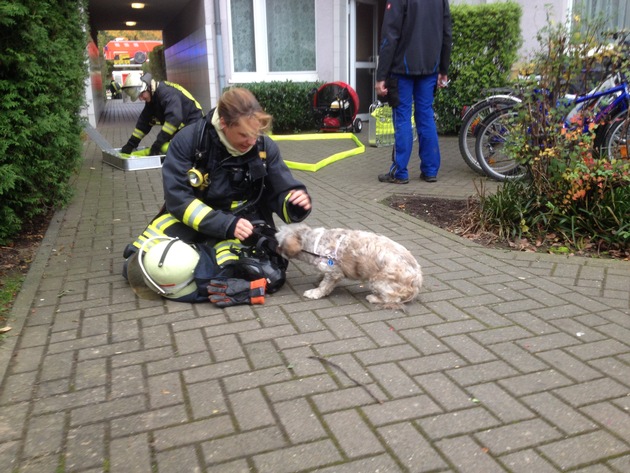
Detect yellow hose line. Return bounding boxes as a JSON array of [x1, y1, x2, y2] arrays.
[[269, 133, 365, 172]]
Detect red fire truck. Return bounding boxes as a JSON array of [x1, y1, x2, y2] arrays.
[[103, 38, 162, 65]]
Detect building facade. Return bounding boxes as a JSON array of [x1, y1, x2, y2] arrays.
[[84, 0, 629, 128]]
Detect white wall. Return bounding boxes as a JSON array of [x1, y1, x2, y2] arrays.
[[161, 0, 215, 112], [164, 27, 214, 113], [319, 0, 348, 83], [82, 40, 106, 128]]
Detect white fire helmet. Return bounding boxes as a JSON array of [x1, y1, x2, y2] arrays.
[[132, 237, 200, 299], [122, 73, 151, 101]]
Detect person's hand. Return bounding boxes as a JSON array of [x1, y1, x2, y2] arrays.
[[288, 190, 311, 211], [233, 218, 254, 241], [120, 143, 134, 154], [438, 74, 449, 88], [375, 80, 388, 97], [150, 142, 163, 156]]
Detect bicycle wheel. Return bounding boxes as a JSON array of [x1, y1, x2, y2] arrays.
[[602, 111, 630, 160], [475, 108, 528, 181], [458, 96, 521, 175]]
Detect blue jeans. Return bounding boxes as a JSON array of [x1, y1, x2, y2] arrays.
[[389, 73, 441, 179]]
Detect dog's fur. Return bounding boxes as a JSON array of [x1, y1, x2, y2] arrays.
[[275, 223, 423, 310]]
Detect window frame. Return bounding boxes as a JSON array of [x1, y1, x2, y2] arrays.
[[227, 0, 318, 84]]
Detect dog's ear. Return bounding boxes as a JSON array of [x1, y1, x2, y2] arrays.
[[281, 232, 303, 258]]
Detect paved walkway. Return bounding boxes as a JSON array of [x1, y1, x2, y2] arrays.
[[1, 99, 629, 473]]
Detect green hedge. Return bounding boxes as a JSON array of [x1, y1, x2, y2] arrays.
[[230, 81, 321, 134], [0, 0, 88, 244], [148, 45, 167, 82], [435, 2, 522, 133]]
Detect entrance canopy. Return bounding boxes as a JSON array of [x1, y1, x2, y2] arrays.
[[87, 0, 193, 33]]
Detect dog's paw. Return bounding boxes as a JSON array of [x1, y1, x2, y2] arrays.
[[303, 288, 324, 299], [366, 294, 383, 305]]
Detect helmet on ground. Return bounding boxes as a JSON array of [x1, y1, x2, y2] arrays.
[[122, 73, 152, 101], [136, 237, 200, 299]]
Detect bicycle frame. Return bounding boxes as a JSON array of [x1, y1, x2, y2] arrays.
[[564, 73, 629, 129]]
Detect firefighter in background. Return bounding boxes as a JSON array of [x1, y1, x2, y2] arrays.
[[108, 78, 122, 99], [120, 73, 204, 156], [123, 87, 312, 303]]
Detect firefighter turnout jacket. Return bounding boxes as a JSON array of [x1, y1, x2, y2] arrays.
[[125, 81, 204, 155]]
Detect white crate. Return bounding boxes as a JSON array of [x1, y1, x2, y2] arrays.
[[102, 148, 163, 171]]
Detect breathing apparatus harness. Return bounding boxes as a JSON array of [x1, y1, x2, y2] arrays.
[[186, 117, 267, 217]]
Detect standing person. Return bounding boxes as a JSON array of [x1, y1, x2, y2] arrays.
[[120, 73, 204, 156], [108, 78, 122, 99], [123, 87, 312, 301], [376, 0, 452, 184]]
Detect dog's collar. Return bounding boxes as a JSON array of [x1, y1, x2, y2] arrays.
[[302, 234, 347, 266]]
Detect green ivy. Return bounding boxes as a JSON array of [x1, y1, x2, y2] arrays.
[[0, 0, 88, 244]]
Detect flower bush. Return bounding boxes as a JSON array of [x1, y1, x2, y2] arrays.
[[477, 9, 630, 255]]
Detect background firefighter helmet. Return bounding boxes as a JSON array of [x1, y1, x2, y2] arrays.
[[122, 72, 152, 101], [128, 237, 200, 299]]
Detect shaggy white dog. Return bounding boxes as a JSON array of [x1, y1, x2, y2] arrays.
[[275, 223, 423, 310]]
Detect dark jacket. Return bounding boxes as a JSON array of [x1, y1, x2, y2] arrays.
[[376, 0, 452, 81], [161, 111, 311, 241], [130, 81, 204, 153]]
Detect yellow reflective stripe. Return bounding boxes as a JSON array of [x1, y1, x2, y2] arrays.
[[282, 192, 292, 222], [132, 128, 146, 140], [164, 81, 203, 110], [214, 239, 239, 252], [152, 214, 179, 231], [215, 251, 239, 265], [230, 200, 247, 209], [162, 121, 177, 135], [132, 214, 180, 249], [182, 199, 212, 230], [214, 239, 242, 265], [133, 226, 163, 249]]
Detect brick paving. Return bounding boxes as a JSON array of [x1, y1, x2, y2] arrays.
[[1, 98, 629, 472]]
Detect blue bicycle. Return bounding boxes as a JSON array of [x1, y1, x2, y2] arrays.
[[475, 71, 630, 181]]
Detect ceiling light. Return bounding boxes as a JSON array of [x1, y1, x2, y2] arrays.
[[131, 3, 145, 8], [125, 21, 137, 26]]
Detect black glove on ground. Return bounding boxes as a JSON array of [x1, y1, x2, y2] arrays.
[[207, 278, 266, 307]]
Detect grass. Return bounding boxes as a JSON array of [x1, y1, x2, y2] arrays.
[[0, 272, 25, 326]]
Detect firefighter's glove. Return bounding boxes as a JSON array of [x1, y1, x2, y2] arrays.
[[150, 141, 166, 156], [207, 278, 266, 307], [120, 143, 135, 154], [121, 136, 141, 155]]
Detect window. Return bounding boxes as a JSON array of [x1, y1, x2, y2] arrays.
[[229, 0, 317, 82], [574, 0, 630, 33]]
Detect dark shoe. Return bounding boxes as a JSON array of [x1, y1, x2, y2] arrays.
[[378, 173, 409, 184], [420, 173, 437, 183]]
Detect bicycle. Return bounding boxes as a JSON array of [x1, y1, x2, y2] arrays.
[[457, 89, 521, 175], [474, 71, 630, 181]]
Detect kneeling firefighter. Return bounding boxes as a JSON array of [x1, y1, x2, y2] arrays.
[[120, 73, 204, 156], [123, 87, 312, 305]]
